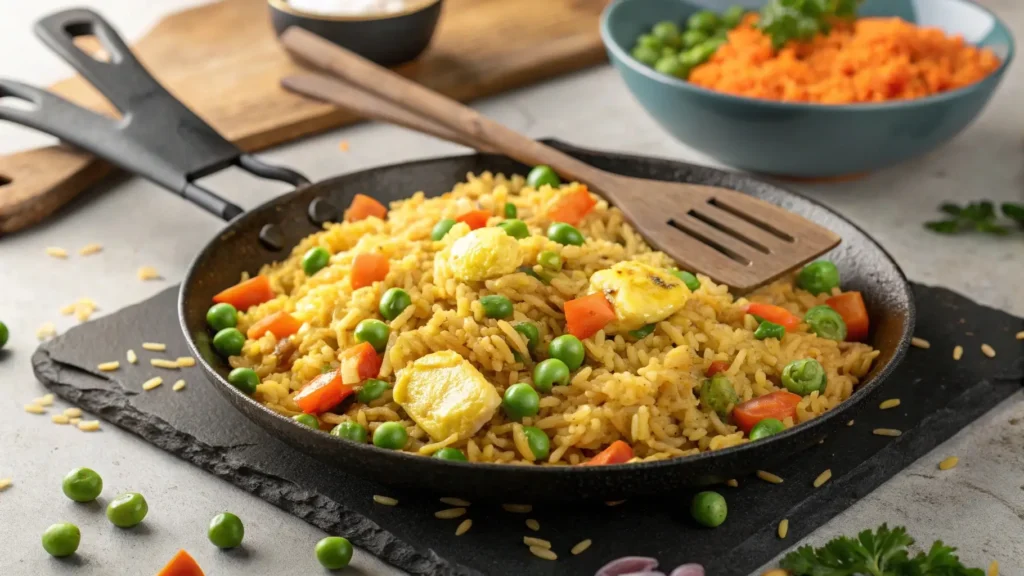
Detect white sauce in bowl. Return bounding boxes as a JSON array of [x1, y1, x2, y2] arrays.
[[287, 0, 418, 16]]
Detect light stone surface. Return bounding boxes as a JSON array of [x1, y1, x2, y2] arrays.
[[1, 1, 1022, 574]]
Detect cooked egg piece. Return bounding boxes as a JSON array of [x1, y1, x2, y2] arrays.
[[588, 261, 690, 331], [444, 227, 523, 282], [392, 350, 502, 442]]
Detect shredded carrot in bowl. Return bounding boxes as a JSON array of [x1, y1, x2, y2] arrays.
[[688, 15, 1001, 104]]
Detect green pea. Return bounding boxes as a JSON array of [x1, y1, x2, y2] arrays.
[[373, 422, 408, 450], [357, 378, 389, 403], [206, 303, 238, 332], [692, 39, 723, 64], [654, 56, 686, 78], [547, 222, 584, 246], [628, 324, 656, 340], [316, 536, 354, 570], [497, 219, 529, 240], [690, 491, 727, 528], [431, 218, 457, 241], [354, 319, 390, 353], [687, 10, 720, 33], [0, 321, 7, 349], [433, 447, 468, 461], [527, 165, 561, 189], [754, 320, 785, 341], [62, 467, 103, 503], [379, 288, 412, 321], [514, 322, 540, 352], [227, 367, 260, 395], [722, 5, 746, 29], [212, 327, 245, 357], [522, 426, 550, 460], [331, 421, 368, 443], [670, 269, 701, 291], [41, 523, 80, 557], [652, 21, 682, 48], [293, 413, 319, 429], [208, 512, 244, 549], [661, 46, 679, 59], [537, 250, 562, 271], [549, 334, 585, 371], [302, 246, 331, 276], [533, 358, 570, 392], [748, 418, 785, 441], [781, 358, 827, 396], [804, 305, 847, 341], [504, 203, 517, 219], [680, 47, 705, 69], [503, 383, 541, 420], [797, 261, 840, 295], [480, 295, 514, 319], [637, 33, 663, 51], [106, 492, 148, 528], [682, 29, 709, 49], [632, 44, 660, 66], [699, 374, 739, 418]]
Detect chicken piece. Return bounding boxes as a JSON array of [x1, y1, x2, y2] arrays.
[[588, 261, 690, 331], [392, 350, 502, 442], [443, 227, 523, 282]]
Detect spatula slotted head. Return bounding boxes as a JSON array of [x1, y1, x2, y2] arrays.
[[606, 177, 841, 292]]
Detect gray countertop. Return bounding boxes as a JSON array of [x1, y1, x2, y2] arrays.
[[1, 2, 1022, 574]]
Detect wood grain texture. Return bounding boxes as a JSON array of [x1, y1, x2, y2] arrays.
[[0, 0, 609, 236]]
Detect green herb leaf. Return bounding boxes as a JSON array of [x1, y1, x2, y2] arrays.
[[960, 201, 995, 223], [925, 220, 961, 234], [939, 203, 963, 217], [757, 0, 862, 49], [974, 221, 1009, 235], [1003, 202, 1024, 225]]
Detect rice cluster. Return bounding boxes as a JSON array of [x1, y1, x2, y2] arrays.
[[231, 172, 878, 465]]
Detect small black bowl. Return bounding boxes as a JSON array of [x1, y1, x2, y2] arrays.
[[267, 0, 443, 67]]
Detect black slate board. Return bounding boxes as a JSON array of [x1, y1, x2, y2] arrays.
[[33, 283, 1023, 576]]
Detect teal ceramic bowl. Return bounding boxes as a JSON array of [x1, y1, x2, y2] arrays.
[[601, 0, 1014, 178]]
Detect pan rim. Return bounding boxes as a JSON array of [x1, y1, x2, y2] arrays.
[[179, 142, 915, 478]]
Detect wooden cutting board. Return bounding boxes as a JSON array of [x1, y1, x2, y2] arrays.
[[0, 0, 609, 236]]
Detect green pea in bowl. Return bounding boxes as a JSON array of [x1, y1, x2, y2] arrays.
[[600, 0, 1014, 178]]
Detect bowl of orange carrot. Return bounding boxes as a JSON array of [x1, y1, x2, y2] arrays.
[[601, 0, 1014, 178]]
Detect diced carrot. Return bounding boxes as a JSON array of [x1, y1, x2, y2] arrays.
[[732, 391, 802, 434], [351, 253, 389, 290], [156, 550, 205, 576], [246, 311, 302, 340], [706, 361, 731, 377], [546, 186, 597, 226], [455, 210, 490, 230], [294, 368, 355, 415], [345, 194, 387, 222], [745, 302, 801, 332], [826, 291, 870, 341], [339, 342, 382, 386], [212, 275, 275, 311], [564, 293, 616, 340], [581, 440, 633, 466]]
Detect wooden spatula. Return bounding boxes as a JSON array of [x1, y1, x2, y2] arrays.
[[280, 28, 840, 291]]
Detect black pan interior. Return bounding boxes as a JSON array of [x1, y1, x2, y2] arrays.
[[180, 141, 915, 501]]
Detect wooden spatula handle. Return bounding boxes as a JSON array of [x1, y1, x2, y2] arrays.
[[280, 27, 619, 192]]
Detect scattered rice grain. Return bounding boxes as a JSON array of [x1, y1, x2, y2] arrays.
[[988, 560, 999, 576], [879, 399, 900, 410], [778, 518, 789, 539], [70, 418, 81, 425], [525, 519, 540, 531], [910, 337, 930, 349], [756, 470, 783, 484], [434, 507, 467, 519], [172, 380, 186, 392], [981, 343, 995, 358], [813, 468, 832, 488], [137, 266, 162, 281], [97, 361, 120, 372], [78, 243, 103, 256], [725, 479, 739, 488], [873, 428, 902, 437], [440, 497, 471, 507], [373, 495, 398, 506], [151, 359, 180, 369], [455, 519, 472, 536], [36, 322, 57, 341], [60, 304, 76, 315], [338, 140, 350, 152], [127, 349, 138, 364], [529, 546, 557, 561], [571, 539, 592, 555], [35, 394, 55, 406], [46, 247, 68, 259], [142, 377, 163, 391], [0, 478, 11, 491], [762, 571, 788, 576], [523, 536, 551, 549], [51, 414, 70, 425], [847, 419, 855, 426], [63, 408, 82, 418], [502, 504, 532, 513], [939, 456, 959, 471], [953, 345, 963, 360], [77, 420, 101, 432], [176, 357, 196, 367], [142, 342, 167, 351], [1016, 331, 1024, 340], [605, 500, 626, 506]]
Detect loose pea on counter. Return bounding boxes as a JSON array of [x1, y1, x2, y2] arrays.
[[41, 523, 80, 557], [208, 512, 245, 549], [107, 492, 148, 528], [62, 467, 103, 503], [331, 421, 368, 443], [316, 536, 354, 570], [379, 288, 412, 321], [0, 320, 8, 350], [691, 491, 728, 528]]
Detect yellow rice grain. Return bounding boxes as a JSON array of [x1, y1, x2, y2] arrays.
[[981, 344, 995, 358], [373, 495, 398, 506], [142, 342, 167, 351], [503, 504, 532, 513], [813, 469, 832, 488], [529, 546, 557, 561], [60, 304, 76, 315], [911, 337, 930, 349], [988, 560, 999, 576], [778, 518, 789, 539], [847, 420, 855, 426], [46, 247, 68, 259], [953, 345, 963, 360], [127, 349, 138, 364], [78, 243, 103, 255], [172, 380, 186, 392], [763, 570, 788, 576], [0, 478, 11, 491], [51, 414, 70, 425], [440, 497, 471, 507], [605, 500, 626, 506], [77, 420, 101, 432], [151, 359, 180, 369], [70, 418, 81, 425], [1016, 331, 1024, 340], [176, 357, 197, 367], [455, 519, 472, 536], [873, 428, 902, 437], [35, 394, 55, 406], [571, 539, 592, 555], [525, 519, 540, 531], [63, 407, 82, 418], [137, 266, 162, 281], [523, 536, 551, 549], [757, 470, 784, 484], [939, 456, 959, 470], [725, 479, 739, 488], [97, 361, 120, 372], [879, 399, 900, 410], [36, 322, 57, 341], [434, 508, 467, 519], [142, 377, 163, 391]]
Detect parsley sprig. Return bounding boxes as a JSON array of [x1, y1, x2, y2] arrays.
[[780, 524, 984, 576], [757, 0, 861, 49], [925, 201, 1024, 235]]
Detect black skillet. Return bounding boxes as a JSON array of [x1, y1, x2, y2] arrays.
[[1, 9, 914, 501]]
